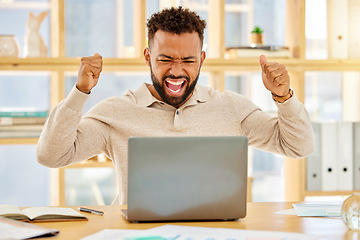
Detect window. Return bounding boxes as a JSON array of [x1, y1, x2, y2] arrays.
[[225, 71, 283, 201], [65, 0, 132, 58], [0, 145, 50, 206], [305, 72, 342, 121], [305, 0, 327, 59], [0, 71, 50, 111]]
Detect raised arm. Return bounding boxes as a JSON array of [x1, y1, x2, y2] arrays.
[[36, 53, 108, 168], [237, 55, 314, 158]]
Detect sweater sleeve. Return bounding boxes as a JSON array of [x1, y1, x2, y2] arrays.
[[235, 91, 314, 158], [36, 85, 110, 168]]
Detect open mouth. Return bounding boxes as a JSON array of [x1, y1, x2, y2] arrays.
[[165, 80, 186, 95]]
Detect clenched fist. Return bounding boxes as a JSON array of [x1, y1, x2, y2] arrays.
[[259, 55, 290, 97], [76, 53, 103, 94]]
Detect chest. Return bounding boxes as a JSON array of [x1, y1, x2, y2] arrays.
[[112, 103, 241, 137]]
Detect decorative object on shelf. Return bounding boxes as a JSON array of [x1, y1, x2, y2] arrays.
[[341, 193, 360, 230], [250, 26, 264, 47], [24, 11, 48, 58], [0, 35, 20, 57]]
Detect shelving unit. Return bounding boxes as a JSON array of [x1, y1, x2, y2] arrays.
[[1, 0, 360, 205]]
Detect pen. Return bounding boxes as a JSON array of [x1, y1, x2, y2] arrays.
[[78, 207, 104, 216]]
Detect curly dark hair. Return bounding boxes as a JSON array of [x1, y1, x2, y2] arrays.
[[147, 6, 206, 47]]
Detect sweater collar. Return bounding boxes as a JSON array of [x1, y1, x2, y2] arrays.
[[134, 82, 211, 107]]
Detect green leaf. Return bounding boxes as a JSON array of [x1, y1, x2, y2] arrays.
[[251, 26, 263, 34]]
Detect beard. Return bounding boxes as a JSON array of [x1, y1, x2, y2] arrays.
[[150, 64, 200, 108]]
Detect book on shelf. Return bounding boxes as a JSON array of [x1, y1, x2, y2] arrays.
[[225, 45, 291, 59], [0, 117, 47, 125], [0, 125, 43, 138], [0, 110, 48, 118], [0, 204, 88, 222]]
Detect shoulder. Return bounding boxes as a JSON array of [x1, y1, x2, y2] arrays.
[[214, 89, 261, 119], [195, 84, 252, 102], [208, 87, 258, 108], [195, 84, 260, 117], [122, 89, 137, 104], [83, 96, 132, 122]]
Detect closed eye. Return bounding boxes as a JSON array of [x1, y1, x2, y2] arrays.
[[158, 59, 172, 63], [156, 56, 197, 64]]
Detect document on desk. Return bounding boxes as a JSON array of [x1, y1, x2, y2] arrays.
[[81, 224, 319, 240], [0, 217, 59, 239], [292, 203, 342, 217]]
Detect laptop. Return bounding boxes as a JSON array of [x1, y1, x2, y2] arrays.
[[123, 136, 248, 222]]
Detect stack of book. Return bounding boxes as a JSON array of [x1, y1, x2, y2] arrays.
[[0, 108, 48, 138]]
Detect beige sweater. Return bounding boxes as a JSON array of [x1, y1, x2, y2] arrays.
[[37, 83, 314, 204]]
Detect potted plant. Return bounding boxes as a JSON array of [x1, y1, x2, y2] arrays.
[[250, 26, 264, 47]]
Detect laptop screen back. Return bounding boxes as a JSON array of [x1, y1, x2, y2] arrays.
[[126, 136, 248, 222]]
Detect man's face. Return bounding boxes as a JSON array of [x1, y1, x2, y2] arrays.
[[144, 30, 206, 108]]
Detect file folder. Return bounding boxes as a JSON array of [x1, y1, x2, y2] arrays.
[[321, 122, 337, 191], [354, 122, 360, 190], [336, 122, 354, 191], [306, 122, 322, 191]]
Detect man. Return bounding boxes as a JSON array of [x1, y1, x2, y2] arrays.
[[37, 7, 314, 204]]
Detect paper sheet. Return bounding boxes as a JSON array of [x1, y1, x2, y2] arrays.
[[0, 217, 58, 240], [292, 204, 342, 217], [81, 224, 319, 240]]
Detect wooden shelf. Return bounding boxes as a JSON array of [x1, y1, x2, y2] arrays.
[[0, 57, 146, 71], [65, 160, 114, 168], [0, 138, 39, 144], [2, 57, 360, 72]]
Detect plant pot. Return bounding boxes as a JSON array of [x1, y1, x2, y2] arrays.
[[0, 35, 20, 57], [250, 33, 263, 47]]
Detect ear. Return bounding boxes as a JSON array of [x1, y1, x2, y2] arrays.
[[38, 11, 48, 22], [144, 47, 151, 67], [29, 12, 35, 19], [200, 51, 206, 68]]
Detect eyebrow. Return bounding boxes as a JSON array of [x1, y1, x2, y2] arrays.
[[158, 54, 197, 60]]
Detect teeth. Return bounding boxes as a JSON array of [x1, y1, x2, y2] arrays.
[[168, 88, 181, 93], [166, 80, 184, 85]]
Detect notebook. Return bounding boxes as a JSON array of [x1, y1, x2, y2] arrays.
[[123, 136, 248, 222]]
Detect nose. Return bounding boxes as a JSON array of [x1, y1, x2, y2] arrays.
[[169, 60, 184, 76]]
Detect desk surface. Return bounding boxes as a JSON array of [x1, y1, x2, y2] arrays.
[[33, 202, 357, 240]]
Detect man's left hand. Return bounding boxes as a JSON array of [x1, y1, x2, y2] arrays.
[[259, 55, 290, 97]]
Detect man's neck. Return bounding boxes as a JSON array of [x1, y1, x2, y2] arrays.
[[147, 84, 162, 102], [146, 84, 193, 108]]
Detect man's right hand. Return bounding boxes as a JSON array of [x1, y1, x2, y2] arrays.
[[76, 53, 103, 94]]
